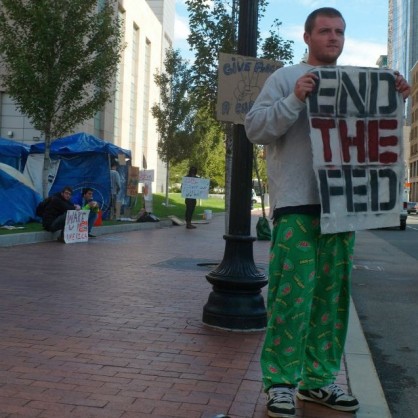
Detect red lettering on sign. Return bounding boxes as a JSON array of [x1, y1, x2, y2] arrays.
[[312, 117, 399, 164], [339, 120, 365, 163], [311, 118, 336, 162]]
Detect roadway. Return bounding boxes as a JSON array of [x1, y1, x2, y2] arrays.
[[352, 214, 418, 418]]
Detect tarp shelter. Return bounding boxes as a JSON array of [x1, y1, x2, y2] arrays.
[[24, 132, 131, 216], [0, 137, 30, 172], [0, 163, 42, 225]]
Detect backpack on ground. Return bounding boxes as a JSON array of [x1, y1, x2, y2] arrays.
[[35, 197, 52, 217], [136, 211, 160, 223]]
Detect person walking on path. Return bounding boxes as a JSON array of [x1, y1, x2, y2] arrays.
[[42, 186, 80, 242], [245, 7, 411, 418], [184, 166, 198, 229]]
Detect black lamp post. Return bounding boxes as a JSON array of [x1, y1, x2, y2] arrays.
[[202, 0, 268, 330]]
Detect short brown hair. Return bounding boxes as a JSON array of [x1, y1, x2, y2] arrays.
[[61, 186, 73, 194], [304, 7, 345, 34]]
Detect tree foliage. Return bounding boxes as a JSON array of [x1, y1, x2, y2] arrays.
[[186, 0, 291, 115], [0, 0, 123, 142], [0, 0, 124, 197], [260, 19, 294, 64], [188, 107, 226, 188], [185, 0, 294, 226], [151, 48, 194, 204], [151, 48, 194, 165], [186, 0, 237, 112]]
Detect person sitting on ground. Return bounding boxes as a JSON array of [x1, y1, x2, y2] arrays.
[[72, 187, 99, 238], [42, 186, 80, 242]]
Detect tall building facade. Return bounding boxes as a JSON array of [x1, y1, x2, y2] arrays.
[[0, 0, 175, 194], [409, 63, 418, 200], [388, 0, 418, 199], [388, 0, 418, 80]]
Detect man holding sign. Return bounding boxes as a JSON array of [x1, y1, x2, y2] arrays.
[[42, 185, 81, 242], [245, 7, 410, 418], [181, 167, 211, 229]]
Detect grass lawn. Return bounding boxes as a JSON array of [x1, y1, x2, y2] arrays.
[[0, 193, 227, 235], [132, 193, 226, 220]]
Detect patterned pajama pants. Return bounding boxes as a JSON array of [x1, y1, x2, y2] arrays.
[[260, 214, 355, 391]]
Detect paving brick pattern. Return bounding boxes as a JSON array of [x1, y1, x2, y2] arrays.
[[0, 214, 352, 417]]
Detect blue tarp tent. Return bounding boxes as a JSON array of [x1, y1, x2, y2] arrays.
[[0, 163, 42, 225], [0, 137, 30, 171], [25, 132, 131, 217]]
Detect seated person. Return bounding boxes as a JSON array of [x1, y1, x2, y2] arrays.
[[42, 186, 80, 242], [72, 187, 99, 238]]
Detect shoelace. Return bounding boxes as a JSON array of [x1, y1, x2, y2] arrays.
[[269, 387, 295, 403], [326, 384, 345, 398]]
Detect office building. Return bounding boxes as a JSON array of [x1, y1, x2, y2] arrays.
[[388, 0, 418, 199], [0, 0, 175, 194]]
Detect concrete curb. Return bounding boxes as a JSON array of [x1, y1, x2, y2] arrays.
[[0, 219, 173, 247], [346, 299, 392, 418]]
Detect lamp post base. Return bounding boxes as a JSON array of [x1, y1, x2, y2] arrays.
[[202, 234, 267, 330]]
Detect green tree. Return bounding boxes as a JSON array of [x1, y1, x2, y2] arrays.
[[186, 0, 294, 229], [169, 108, 225, 194], [151, 48, 194, 205], [189, 107, 225, 189], [260, 19, 294, 63], [0, 0, 124, 196]]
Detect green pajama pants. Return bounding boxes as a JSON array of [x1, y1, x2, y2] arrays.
[[261, 214, 355, 391]]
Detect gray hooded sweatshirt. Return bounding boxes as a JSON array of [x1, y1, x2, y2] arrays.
[[244, 63, 320, 217]]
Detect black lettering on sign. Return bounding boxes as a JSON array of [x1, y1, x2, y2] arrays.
[[308, 68, 398, 118], [339, 71, 367, 116], [319, 167, 398, 214]]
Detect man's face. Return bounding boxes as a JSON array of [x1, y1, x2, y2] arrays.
[[61, 190, 72, 201], [84, 191, 93, 200], [304, 16, 345, 66]]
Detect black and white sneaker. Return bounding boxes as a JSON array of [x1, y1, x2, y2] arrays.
[[266, 386, 296, 417], [297, 383, 359, 412]]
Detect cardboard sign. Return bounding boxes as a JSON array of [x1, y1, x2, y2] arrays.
[[139, 169, 154, 182], [181, 177, 210, 199], [143, 180, 153, 212], [216, 53, 282, 124], [64, 210, 89, 243], [307, 66, 404, 233], [127, 166, 139, 196]]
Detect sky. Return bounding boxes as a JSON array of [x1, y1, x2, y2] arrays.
[[174, 0, 389, 67]]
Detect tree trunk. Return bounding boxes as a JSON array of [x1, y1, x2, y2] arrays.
[[165, 160, 170, 207], [42, 132, 52, 198]]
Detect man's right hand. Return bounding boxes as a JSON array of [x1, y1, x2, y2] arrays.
[[294, 73, 318, 102]]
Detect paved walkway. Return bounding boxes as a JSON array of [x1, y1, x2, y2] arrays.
[[0, 213, 390, 417]]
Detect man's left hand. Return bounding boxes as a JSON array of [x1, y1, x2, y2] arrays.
[[394, 72, 411, 100]]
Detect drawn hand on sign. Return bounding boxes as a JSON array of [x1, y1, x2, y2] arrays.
[[294, 72, 318, 102], [233, 79, 261, 121]]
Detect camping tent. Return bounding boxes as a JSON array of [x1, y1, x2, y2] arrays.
[[0, 163, 42, 225], [0, 137, 30, 172], [24, 132, 131, 216]]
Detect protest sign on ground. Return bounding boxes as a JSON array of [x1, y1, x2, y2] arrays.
[[64, 210, 89, 243], [307, 66, 404, 233]]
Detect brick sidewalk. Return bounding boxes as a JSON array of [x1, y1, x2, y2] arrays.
[[0, 214, 353, 417]]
